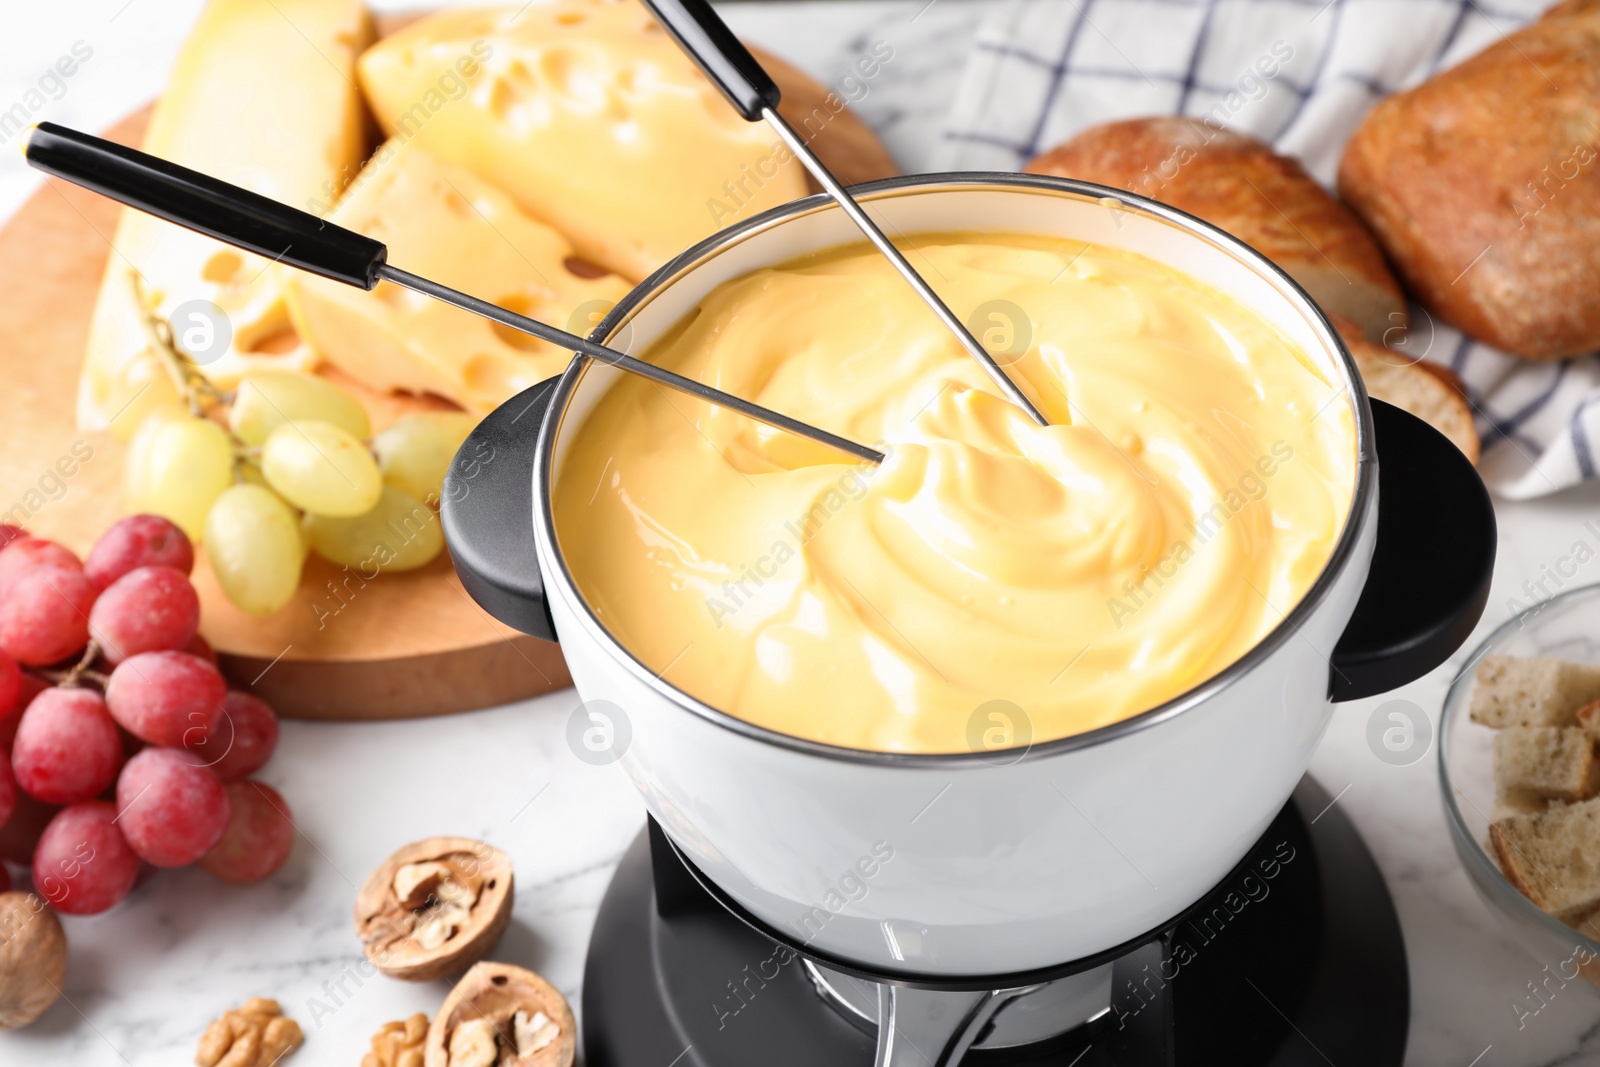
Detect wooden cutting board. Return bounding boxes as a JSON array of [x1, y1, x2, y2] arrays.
[[0, 106, 572, 721]]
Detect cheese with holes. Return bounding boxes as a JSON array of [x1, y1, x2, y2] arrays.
[[356, 0, 813, 281], [285, 137, 631, 413], [77, 0, 373, 436]]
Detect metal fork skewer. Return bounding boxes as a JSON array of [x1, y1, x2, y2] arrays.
[[760, 109, 1051, 427], [18, 122, 885, 469], [377, 266, 885, 465]]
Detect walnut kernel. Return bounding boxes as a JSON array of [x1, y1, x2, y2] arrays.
[[195, 997, 303, 1067], [362, 1013, 429, 1067], [448, 1018, 500, 1067]]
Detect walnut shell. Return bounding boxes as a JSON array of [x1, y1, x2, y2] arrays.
[[355, 837, 513, 982], [424, 962, 575, 1067], [0, 892, 67, 1030]]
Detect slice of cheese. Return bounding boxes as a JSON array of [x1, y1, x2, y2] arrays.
[[356, 0, 814, 281], [78, 0, 374, 436], [284, 137, 631, 413]]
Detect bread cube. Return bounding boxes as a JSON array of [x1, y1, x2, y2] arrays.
[[1495, 726, 1598, 801], [1471, 656, 1600, 728], [1493, 786, 1548, 821], [1491, 797, 1600, 922], [1576, 701, 1600, 740]]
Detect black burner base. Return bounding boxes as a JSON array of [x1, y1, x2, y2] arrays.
[[582, 777, 1408, 1066]]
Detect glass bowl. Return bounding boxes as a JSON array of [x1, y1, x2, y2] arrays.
[[1440, 581, 1600, 981]]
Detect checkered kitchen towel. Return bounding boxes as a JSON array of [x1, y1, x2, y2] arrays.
[[931, 0, 1597, 499]]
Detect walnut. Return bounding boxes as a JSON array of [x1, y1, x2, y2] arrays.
[[362, 1013, 429, 1067], [0, 892, 67, 1030], [424, 962, 575, 1067], [355, 838, 513, 982], [514, 1010, 559, 1056], [447, 1018, 500, 1067], [195, 998, 303, 1067]]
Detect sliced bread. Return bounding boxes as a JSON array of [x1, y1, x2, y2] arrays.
[[1494, 726, 1597, 801], [1471, 655, 1600, 728], [1491, 797, 1600, 922]]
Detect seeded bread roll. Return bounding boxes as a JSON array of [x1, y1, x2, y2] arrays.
[[1327, 314, 1479, 463], [1337, 0, 1600, 359], [1492, 797, 1600, 921], [1026, 117, 1406, 343], [1471, 655, 1600, 728], [1495, 726, 1597, 801]]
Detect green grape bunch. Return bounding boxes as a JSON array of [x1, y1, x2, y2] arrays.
[[123, 359, 474, 616]]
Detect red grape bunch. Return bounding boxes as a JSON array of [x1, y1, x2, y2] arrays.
[[0, 516, 294, 913]]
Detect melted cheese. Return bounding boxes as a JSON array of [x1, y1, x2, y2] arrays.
[[356, 0, 813, 281], [285, 138, 631, 412], [553, 235, 1357, 753], [77, 0, 373, 435]]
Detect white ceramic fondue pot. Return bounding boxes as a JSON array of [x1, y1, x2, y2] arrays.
[[16, 118, 1491, 982], [19, 113, 1492, 1067], [442, 174, 1495, 979]]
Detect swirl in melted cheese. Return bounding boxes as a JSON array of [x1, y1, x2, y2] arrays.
[[553, 234, 1356, 752]]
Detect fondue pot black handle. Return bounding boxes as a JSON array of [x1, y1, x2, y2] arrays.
[[1329, 398, 1495, 701], [640, 0, 782, 121], [441, 379, 562, 643]]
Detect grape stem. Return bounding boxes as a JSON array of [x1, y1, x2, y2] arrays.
[[129, 272, 233, 417], [36, 640, 108, 690], [38, 667, 112, 689]]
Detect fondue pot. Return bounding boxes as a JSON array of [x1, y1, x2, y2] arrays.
[[16, 111, 1491, 1013], [440, 174, 1495, 978], [21, 110, 1491, 1065]]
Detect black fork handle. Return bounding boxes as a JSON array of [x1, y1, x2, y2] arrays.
[[24, 121, 387, 289], [640, 0, 781, 121]]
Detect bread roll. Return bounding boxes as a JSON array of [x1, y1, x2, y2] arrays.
[[1338, 0, 1600, 359], [1327, 314, 1479, 463], [1026, 117, 1406, 343]]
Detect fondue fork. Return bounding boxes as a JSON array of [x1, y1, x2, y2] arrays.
[[22, 122, 886, 466], [641, 0, 1053, 428]]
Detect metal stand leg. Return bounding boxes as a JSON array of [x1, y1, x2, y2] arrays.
[[872, 983, 1041, 1067]]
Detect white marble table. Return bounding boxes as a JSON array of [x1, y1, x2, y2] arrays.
[[2, 2, 1600, 1064]]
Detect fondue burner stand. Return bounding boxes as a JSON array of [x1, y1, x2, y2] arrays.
[[582, 777, 1408, 1066]]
